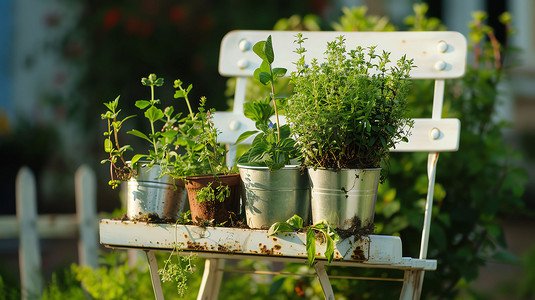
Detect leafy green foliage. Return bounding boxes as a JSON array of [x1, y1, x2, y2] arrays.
[[195, 181, 231, 203], [159, 252, 197, 297], [127, 74, 182, 171], [332, 6, 396, 32], [170, 86, 232, 178], [286, 34, 414, 172], [236, 35, 298, 171], [101, 96, 136, 188], [269, 215, 340, 266], [60, 251, 202, 299]]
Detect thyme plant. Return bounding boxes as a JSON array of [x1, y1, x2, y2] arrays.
[[286, 34, 414, 171]]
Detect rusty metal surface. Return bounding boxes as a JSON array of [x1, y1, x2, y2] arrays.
[[99, 219, 436, 270]]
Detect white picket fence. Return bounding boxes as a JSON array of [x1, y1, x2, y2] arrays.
[[0, 165, 99, 299]]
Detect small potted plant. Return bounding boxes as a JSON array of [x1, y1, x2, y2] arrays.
[[101, 74, 188, 221], [235, 36, 310, 229], [285, 34, 414, 229], [171, 79, 241, 225]]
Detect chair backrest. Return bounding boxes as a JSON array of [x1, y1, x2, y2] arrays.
[[215, 30, 467, 259]]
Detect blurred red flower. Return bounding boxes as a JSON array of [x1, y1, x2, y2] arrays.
[[169, 5, 187, 23], [103, 7, 121, 29]]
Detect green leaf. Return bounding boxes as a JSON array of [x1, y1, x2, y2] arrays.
[[306, 229, 316, 266], [325, 233, 334, 264], [235, 130, 258, 144], [254, 61, 272, 85], [118, 145, 133, 152], [258, 72, 271, 85], [104, 139, 113, 153], [131, 154, 148, 166], [145, 106, 165, 122], [174, 90, 185, 99], [253, 41, 267, 62], [161, 130, 178, 138], [268, 222, 297, 236], [272, 67, 287, 78], [127, 129, 152, 143], [264, 35, 274, 64], [286, 215, 303, 229], [135, 100, 151, 109], [192, 143, 204, 151]]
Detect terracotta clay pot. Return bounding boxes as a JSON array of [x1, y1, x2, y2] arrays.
[[185, 174, 241, 224]]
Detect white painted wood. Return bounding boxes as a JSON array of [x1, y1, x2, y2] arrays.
[[145, 250, 164, 300], [198, 259, 224, 300], [0, 214, 79, 238], [219, 31, 467, 79], [99, 220, 371, 261], [16, 167, 43, 299], [99, 220, 436, 271], [391, 119, 461, 152], [315, 262, 335, 300], [432, 80, 446, 119], [419, 153, 440, 261], [215, 113, 460, 153], [75, 165, 98, 268]]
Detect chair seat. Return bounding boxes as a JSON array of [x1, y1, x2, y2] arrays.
[[99, 220, 436, 271]]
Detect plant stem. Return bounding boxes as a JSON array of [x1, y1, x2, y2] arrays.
[[181, 86, 194, 119], [150, 85, 158, 156], [270, 68, 281, 141]]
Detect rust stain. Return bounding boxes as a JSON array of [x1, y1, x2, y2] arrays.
[[274, 244, 282, 250], [259, 244, 274, 255], [401, 40, 406, 44], [186, 241, 205, 251], [218, 245, 229, 252], [272, 237, 278, 242], [351, 246, 366, 261]]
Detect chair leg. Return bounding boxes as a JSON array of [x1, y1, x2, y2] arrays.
[[399, 270, 423, 300], [145, 250, 164, 300], [314, 262, 335, 300], [197, 258, 224, 300]]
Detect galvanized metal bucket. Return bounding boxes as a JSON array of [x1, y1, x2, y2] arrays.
[[308, 168, 381, 229], [239, 164, 311, 229], [125, 164, 188, 220]]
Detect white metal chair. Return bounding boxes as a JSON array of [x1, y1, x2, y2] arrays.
[[212, 30, 467, 299], [99, 30, 466, 300]]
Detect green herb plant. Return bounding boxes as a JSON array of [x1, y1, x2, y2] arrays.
[[286, 34, 414, 174], [171, 79, 233, 203], [128, 74, 181, 170], [236, 35, 298, 171], [159, 237, 197, 297], [268, 215, 340, 266], [101, 74, 184, 189], [101, 96, 135, 188]]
